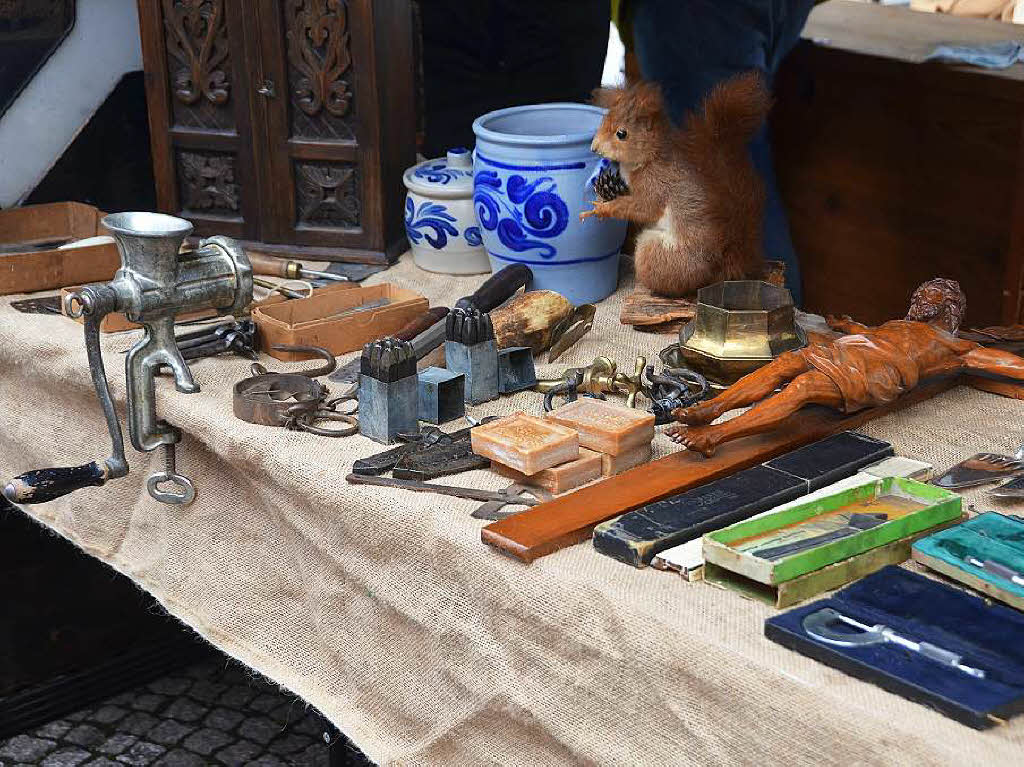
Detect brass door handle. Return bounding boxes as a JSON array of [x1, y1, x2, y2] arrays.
[[257, 80, 276, 98]]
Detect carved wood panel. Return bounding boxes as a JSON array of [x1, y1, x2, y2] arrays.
[[176, 150, 241, 216], [294, 161, 359, 227], [162, 0, 235, 130], [284, 0, 356, 141]]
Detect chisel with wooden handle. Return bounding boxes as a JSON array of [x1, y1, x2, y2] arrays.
[[328, 306, 450, 384], [248, 251, 350, 282]]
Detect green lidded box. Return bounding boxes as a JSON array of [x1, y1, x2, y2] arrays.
[[703, 477, 963, 608]]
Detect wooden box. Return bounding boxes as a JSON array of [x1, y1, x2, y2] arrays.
[[252, 282, 426, 361], [703, 477, 963, 607], [0, 202, 120, 295]]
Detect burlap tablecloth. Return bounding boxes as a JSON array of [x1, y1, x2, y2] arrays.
[[2, 255, 1023, 765]]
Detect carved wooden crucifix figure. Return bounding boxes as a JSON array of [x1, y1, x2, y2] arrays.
[[668, 278, 1024, 457]]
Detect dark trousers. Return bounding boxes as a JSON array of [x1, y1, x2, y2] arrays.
[[419, 0, 611, 158], [631, 0, 813, 304]]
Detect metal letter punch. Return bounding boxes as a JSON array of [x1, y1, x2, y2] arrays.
[[444, 308, 498, 405], [4, 212, 252, 506], [358, 338, 420, 444]]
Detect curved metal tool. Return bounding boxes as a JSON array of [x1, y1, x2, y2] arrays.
[[802, 607, 986, 679]]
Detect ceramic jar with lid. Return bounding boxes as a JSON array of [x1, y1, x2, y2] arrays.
[[403, 148, 490, 274]]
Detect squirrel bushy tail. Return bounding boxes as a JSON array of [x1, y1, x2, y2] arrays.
[[684, 71, 772, 149]]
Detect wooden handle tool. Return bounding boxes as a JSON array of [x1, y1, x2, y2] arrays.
[[248, 251, 349, 282]]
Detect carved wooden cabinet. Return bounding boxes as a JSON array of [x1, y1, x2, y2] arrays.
[[137, 0, 415, 263]]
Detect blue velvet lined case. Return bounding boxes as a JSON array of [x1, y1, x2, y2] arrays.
[[765, 566, 1024, 728]]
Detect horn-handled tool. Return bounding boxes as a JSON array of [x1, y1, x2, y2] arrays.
[[4, 212, 252, 506]]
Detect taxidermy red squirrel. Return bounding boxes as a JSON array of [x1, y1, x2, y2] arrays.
[[583, 71, 772, 297]]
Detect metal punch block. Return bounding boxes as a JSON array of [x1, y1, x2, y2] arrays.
[[358, 339, 420, 444], [497, 346, 537, 394], [418, 367, 465, 425], [443, 308, 499, 405]]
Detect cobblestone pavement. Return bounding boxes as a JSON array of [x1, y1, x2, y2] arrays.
[[0, 659, 372, 766]]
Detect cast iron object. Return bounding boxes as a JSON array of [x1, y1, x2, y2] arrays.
[[497, 347, 537, 394], [328, 306, 450, 385], [10, 295, 62, 314], [418, 367, 465, 425], [472, 483, 554, 521], [233, 345, 358, 437], [4, 212, 252, 506], [358, 338, 420, 443], [352, 419, 495, 479], [346, 473, 542, 507], [454, 263, 531, 312], [445, 307, 499, 404], [668, 280, 806, 386]]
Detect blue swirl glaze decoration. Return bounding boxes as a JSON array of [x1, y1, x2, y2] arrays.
[[464, 226, 482, 247], [413, 162, 473, 186], [472, 171, 569, 259], [405, 198, 459, 249]]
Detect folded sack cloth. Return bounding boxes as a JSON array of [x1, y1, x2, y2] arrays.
[[925, 40, 1024, 67]]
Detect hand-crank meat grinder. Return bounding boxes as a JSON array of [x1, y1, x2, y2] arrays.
[[4, 212, 252, 506]]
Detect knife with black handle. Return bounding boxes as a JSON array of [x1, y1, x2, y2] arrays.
[[454, 264, 531, 312]]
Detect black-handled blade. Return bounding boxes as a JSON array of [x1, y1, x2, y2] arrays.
[[4, 462, 109, 504], [455, 264, 531, 312]]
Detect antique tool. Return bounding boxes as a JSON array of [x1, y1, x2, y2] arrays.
[[10, 295, 62, 314], [418, 367, 465, 425], [491, 289, 574, 354], [937, 539, 1024, 586], [358, 338, 420, 443], [538, 356, 646, 411], [346, 473, 543, 507], [802, 607, 987, 679], [548, 304, 596, 363], [992, 476, 1024, 499], [472, 483, 554, 521], [934, 453, 1024, 490], [248, 251, 349, 282], [445, 308, 499, 404], [174, 319, 257, 362], [4, 212, 252, 506], [233, 345, 357, 436], [497, 347, 537, 394], [645, 365, 709, 425], [352, 419, 494, 479], [328, 306, 450, 385], [751, 512, 889, 560], [454, 263, 532, 312], [252, 277, 309, 300]]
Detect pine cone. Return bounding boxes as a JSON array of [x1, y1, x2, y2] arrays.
[[593, 163, 630, 202]]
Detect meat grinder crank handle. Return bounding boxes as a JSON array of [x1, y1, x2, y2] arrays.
[[4, 286, 129, 504]]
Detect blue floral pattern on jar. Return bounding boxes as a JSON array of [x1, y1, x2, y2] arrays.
[[405, 199, 459, 249], [473, 171, 569, 259], [413, 162, 474, 186]]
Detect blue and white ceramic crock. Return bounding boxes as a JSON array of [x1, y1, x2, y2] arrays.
[[472, 103, 628, 304], [403, 148, 491, 275]]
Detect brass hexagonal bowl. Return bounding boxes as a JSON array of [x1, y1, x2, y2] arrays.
[[661, 280, 806, 386]]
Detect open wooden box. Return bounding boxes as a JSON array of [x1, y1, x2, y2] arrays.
[[252, 282, 428, 362], [0, 202, 120, 295], [703, 477, 963, 608]]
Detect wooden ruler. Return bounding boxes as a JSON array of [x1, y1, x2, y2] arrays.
[[481, 377, 959, 563]]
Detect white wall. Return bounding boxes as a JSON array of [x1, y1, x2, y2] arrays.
[[0, 0, 143, 207]]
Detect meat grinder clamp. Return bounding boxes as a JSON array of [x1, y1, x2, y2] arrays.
[[3, 212, 252, 507]]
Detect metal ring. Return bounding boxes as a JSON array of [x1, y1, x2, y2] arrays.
[[297, 412, 359, 437], [146, 471, 197, 505]]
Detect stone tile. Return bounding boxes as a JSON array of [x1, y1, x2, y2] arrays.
[[245, 756, 287, 767], [0, 734, 58, 762], [129, 694, 167, 713], [249, 693, 281, 714], [162, 698, 207, 723], [105, 692, 135, 706], [41, 747, 91, 767], [181, 727, 231, 756], [294, 743, 331, 767], [267, 731, 315, 755], [114, 740, 166, 766], [147, 678, 191, 697], [203, 707, 244, 732], [183, 662, 219, 680], [216, 686, 255, 709], [146, 720, 194, 747], [90, 705, 129, 725], [185, 680, 225, 705], [237, 716, 281, 745], [83, 759, 121, 767], [119, 712, 159, 737], [213, 739, 262, 767], [66, 710, 89, 722], [151, 749, 206, 767], [66, 724, 107, 748], [35, 719, 73, 739], [98, 734, 138, 756], [292, 715, 323, 738]]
